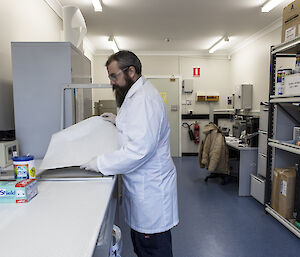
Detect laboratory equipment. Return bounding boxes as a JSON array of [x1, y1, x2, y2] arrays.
[[94, 100, 117, 116], [182, 79, 193, 93], [234, 84, 253, 110], [232, 119, 246, 138], [0, 140, 19, 168]]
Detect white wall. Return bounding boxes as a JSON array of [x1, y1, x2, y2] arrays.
[[179, 56, 231, 114], [0, 0, 62, 130], [0, 0, 94, 131], [92, 54, 231, 111], [92, 25, 286, 153], [230, 27, 282, 111]]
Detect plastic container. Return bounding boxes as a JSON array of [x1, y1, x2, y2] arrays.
[[12, 155, 35, 179], [110, 225, 122, 257]]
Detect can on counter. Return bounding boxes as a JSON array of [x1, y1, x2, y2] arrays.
[[12, 156, 35, 179], [275, 69, 292, 95]]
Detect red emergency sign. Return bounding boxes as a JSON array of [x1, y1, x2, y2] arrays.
[[193, 67, 200, 77]]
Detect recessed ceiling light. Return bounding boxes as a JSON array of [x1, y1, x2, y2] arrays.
[[261, 0, 285, 13], [209, 36, 229, 54], [108, 36, 119, 53], [92, 0, 103, 12]]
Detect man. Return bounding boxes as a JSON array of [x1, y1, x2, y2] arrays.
[[81, 51, 179, 257]]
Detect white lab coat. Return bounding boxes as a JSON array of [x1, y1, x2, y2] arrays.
[[97, 76, 179, 233]]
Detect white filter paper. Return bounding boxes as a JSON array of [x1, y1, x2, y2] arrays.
[[40, 116, 118, 170]]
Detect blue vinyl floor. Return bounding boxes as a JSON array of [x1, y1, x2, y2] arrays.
[[118, 156, 300, 257]]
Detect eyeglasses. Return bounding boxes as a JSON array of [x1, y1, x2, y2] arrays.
[[108, 67, 129, 81]]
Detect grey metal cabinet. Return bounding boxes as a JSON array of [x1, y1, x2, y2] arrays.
[[251, 102, 268, 204], [11, 42, 92, 159]]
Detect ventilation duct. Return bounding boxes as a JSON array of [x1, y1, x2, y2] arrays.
[[63, 6, 87, 51]]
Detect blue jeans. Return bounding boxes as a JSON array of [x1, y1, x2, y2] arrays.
[[130, 229, 173, 257]]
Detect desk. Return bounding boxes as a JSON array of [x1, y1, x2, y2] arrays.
[[226, 139, 258, 196], [0, 166, 117, 257]]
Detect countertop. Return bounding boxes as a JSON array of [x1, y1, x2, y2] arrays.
[[0, 165, 116, 257]]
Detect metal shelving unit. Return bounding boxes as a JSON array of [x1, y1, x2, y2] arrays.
[[266, 38, 300, 238], [268, 139, 300, 155]]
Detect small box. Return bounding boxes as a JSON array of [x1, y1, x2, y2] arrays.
[[284, 73, 300, 96], [196, 92, 206, 102], [278, 168, 296, 219], [0, 179, 38, 203], [183, 79, 194, 93], [294, 127, 300, 140], [282, 0, 300, 42], [271, 168, 284, 212]]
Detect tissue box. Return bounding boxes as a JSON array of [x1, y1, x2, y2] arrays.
[[0, 179, 38, 203]]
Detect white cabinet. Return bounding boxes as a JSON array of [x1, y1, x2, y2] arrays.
[[11, 42, 92, 158]]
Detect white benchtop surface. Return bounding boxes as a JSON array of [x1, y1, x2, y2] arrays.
[[0, 172, 116, 257], [225, 137, 258, 151]]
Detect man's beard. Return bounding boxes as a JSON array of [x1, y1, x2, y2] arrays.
[[113, 75, 135, 107]]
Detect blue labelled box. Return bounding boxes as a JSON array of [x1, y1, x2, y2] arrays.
[[0, 179, 38, 203]]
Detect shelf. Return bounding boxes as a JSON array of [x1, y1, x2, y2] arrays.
[[265, 204, 300, 238], [272, 36, 300, 55], [268, 139, 300, 155], [270, 96, 300, 103]]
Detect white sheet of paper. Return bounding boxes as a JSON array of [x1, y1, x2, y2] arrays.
[[40, 116, 118, 170]]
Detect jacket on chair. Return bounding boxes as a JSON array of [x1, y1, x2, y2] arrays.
[[198, 123, 229, 175]]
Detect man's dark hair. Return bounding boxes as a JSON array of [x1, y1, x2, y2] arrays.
[[105, 50, 142, 75]]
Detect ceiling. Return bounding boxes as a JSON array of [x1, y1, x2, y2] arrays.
[[58, 0, 293, 55]]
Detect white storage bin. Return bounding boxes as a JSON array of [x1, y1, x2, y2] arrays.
[[250, 174, 265, 205], [110, 225, 122, 257]]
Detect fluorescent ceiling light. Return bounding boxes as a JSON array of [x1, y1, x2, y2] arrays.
[[261, 0, 284, 13], [92, 0, 103, 12], [108, 36, 119, 53], [209, 36, 229, 54]]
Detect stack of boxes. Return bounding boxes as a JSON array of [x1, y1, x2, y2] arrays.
[[279, 0, 300, 96], [282, 0, 300, 43]]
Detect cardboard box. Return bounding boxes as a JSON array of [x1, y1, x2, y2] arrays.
[[271, 168, 283, 211], [278, 168, 296, 219], [0, 179, 38, 203], [282, 0, 300, 42]]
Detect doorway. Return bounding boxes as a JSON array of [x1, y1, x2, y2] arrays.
[[147, 76, 182, 157]]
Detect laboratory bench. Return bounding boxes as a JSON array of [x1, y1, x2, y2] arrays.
[[0, 164, 117, 257]]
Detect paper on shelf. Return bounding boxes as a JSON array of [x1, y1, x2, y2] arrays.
[[40, 116, 118, 170]]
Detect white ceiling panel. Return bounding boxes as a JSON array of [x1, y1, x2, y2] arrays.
[[58, 0, 293, 55]]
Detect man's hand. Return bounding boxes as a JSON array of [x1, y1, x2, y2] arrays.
[[100, 112, 116, 125], [80, 157, 100, 173]]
